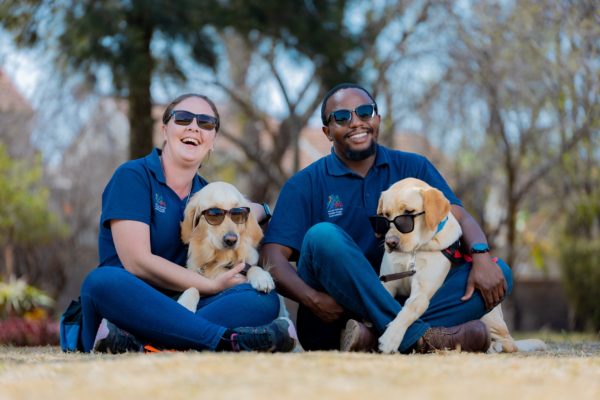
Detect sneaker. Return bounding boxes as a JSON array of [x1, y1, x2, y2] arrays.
[[229, 317, 299, 352], [414, 320, 491, 353], [340, 319, 378, 352], [93, 318, 145, 354]]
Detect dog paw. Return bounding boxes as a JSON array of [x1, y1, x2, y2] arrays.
[[378, 328, 403, 354], [247, 266, 275, 292], [177, 287, 200, 312]]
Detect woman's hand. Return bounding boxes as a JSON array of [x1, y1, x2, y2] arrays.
[[207, 262, 248, 294]]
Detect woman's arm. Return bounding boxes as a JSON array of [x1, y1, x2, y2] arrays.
[[111, 219, 246, 295]]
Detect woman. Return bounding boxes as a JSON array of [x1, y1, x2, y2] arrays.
[[79, 93, 296, 353]]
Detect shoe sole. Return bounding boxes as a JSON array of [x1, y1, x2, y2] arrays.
[[276, 317, 304, 353], [340, 319, 361, 352], [92, 319, 110, 353]]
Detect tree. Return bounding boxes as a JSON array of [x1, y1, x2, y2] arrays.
[[203, 1, 437, 200], [0, 144, 67, 281], [1, 0, 221, 160], [0, 0, 365, 161], [414, 0, 599, 328]]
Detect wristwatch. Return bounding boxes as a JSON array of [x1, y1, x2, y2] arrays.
[[260, 203, 272, 225], [470, 243, 490, 254]]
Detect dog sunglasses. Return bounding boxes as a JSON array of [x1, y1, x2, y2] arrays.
[[199, 207, 251, 226], [167, 110, 219, 131], [326, 103, 378, 126], [369, 212, 425, 235]]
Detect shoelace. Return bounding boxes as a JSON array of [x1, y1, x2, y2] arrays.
[[231, 328, 275, 351]]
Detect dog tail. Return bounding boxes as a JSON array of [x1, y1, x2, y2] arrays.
[[514, 338, 547, 352]]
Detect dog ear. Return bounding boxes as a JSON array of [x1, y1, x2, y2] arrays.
[[421, 187, 450, 231], [376, 190, 386, 215], [181, 205, 198, 244], [246, 209, 264, 247]]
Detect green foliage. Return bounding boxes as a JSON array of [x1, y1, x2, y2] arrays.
[[0, 0, 360, 159], [559, 191, 600, 331], [0, 276, 54, 318], [0, 144, 67, 247]]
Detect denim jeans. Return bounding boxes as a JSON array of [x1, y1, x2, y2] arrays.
[[80, 266, 280, 352], [296, 222, 513, 353]]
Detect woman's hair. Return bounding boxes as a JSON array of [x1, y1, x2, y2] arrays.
[[161, 93, 221, 132]]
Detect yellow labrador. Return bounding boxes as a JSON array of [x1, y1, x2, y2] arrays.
[[374, 178, 546, 354], [177, 181, 275, 312]]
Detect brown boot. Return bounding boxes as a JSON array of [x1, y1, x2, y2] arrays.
[[414, 320, 490, 353], [340, 319, 378, 352]]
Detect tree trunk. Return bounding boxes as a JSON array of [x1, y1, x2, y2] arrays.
[[126, 10, 154, 160], [3, 243, 14, 280]]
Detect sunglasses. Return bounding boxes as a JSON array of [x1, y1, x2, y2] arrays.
[[326, 103, 378, 126], [168, 110, 219, 131], [198, 207, 251, 226], [369, 211, 425, 235]]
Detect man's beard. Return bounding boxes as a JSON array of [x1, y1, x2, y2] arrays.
[[344, 140, 377, 161]]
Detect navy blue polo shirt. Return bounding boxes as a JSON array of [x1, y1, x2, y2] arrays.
[[98, 148, 208, 268], [263, 144, 461, 272]]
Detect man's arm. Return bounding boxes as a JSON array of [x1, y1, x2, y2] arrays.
[[261, 243, 344, 323], [451, 205, 507, 310]]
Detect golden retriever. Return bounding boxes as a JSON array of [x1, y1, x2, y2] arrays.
[[375, 178, 546, 354], [176, 181, 275, 312]]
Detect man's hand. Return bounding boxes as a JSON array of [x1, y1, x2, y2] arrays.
[[307, 290, 345, 323], [461, 253, 507, 310]]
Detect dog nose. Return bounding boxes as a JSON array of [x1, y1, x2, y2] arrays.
[[385, 236, 399, 250], [223, 233, 238, 248]]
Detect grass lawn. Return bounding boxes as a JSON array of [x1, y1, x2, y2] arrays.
[[1, 331, 598, 400]]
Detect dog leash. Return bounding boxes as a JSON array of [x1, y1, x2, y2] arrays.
[[379, 249, 417, 282], [379, 270, 416, 282], [380, 241, 499, 282]]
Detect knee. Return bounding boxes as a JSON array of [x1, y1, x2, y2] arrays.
[[246, 289, 280, 319], [305, 222, 342, 244], [495, 258, 513, 296], [303, 222, 348, 257], [81, 267, 123, 298]]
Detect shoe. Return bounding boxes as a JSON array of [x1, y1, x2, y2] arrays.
[[414, 320, 491, 353], [93, 318, 144, 354], [229, 317, 299, 352], [340, 319, 378, 352]]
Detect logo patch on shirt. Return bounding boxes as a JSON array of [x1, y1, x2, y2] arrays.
[[326, 194, 344, 218], [154, 193, 167, 213]]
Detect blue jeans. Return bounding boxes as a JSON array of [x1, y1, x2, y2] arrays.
[[80, 266, 280, 352], [296, 223, 513, 353]]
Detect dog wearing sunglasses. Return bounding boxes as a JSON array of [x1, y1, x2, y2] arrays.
[[374, 178, 545, 354], [176, 181, 275, 312]]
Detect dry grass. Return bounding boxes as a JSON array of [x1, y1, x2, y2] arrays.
[[1, 332, 599, 400]]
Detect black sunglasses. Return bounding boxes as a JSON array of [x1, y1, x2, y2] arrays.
[[326, 103, 378, 126], [369, 212, 425, 235], [167, 110, 219, 131], [198, 207, 250, 226]]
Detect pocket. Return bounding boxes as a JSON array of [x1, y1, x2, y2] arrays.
[[59, 298, 83, 352]]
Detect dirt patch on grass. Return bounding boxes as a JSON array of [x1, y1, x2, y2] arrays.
[[1, 337, 599, 400]]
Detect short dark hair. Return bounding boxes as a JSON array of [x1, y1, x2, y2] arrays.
[[162, 93, 221, 132], [320, 83, 377, 126]]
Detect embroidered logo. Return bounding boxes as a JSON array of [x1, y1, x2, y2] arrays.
[[154, 193, 167, 213], [326, 194, 344, 218]]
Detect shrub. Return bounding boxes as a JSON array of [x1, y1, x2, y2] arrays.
[[0, 277, 59, 346], [559, 240, 600, 330]]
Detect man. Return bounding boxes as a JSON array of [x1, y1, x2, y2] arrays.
[[261, 83, 511, 353]]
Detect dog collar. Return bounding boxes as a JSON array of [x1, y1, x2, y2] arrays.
[[441, 240, 465, 266], [436, 216, 448, 234]]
